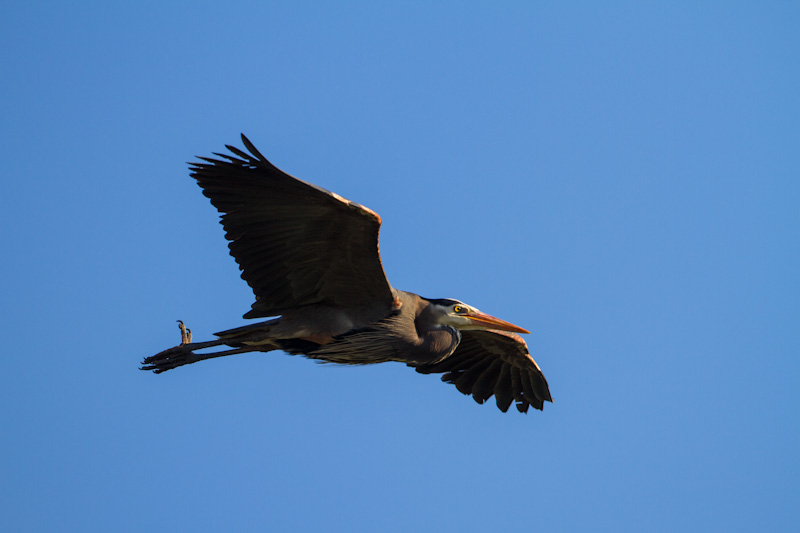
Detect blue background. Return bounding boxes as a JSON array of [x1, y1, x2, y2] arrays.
[[2, 2, 798, 531]]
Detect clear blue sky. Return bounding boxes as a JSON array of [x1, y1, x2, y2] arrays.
[[2, 2, 798, 531]]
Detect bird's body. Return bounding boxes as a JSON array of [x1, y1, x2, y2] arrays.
[[209, 290, 459, 365], [142, 136, 552, 413]]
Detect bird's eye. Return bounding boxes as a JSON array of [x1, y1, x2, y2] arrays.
[[453, 306, 464, 314]]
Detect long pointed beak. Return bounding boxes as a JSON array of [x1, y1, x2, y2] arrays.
[[465, 311, 530, 334]]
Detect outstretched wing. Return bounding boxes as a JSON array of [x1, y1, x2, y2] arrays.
[[414, 330, 552, 413], [190, 135, 394, 318]]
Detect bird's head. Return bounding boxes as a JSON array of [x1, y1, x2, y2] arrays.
[[426, 298, 530, 334]]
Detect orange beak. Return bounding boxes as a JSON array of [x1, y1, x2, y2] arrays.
[[464, 311, 530, 334]]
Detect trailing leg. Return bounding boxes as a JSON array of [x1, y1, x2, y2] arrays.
[[140, 320, 278, 373], [141, 342, 266, 373]]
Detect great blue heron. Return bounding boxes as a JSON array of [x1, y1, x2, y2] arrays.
[[142, 135, 552, 413]]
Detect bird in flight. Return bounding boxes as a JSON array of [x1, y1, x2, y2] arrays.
[[142, 135, 552, 413]]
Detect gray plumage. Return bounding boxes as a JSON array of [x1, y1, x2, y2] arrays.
[[142, 135, 552, 413]]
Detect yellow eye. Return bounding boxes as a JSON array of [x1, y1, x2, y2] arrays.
[[453, 306, 464, 314]]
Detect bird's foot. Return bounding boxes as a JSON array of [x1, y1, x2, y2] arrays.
[[178, 320, 192, 344], [140, 343, 196, 373], [141, 320, 199, 373]]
